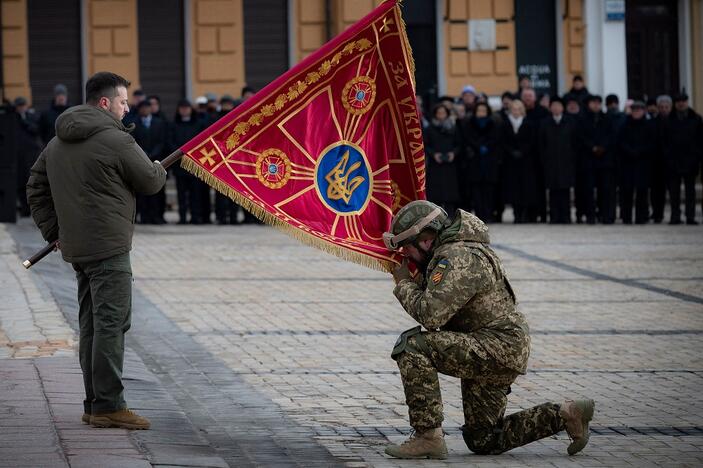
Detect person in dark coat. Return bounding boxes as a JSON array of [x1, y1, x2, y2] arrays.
[[565, 96, 587, 223], [578, 95, 616, 224], [456, 102, 500, 222], [605, 94, 626, 132], [133, 100, 168, 224], [38, 84, 70, 145], [617, 101, 654, 224], [522, 88, 549, 222], [650, 95, 673, 223], [500, 99, 538, 223], [147, 95, 167, 121], [663, 94, 703, 224], [646, 98, 658, 119], [424, 104, 461, 215], [214, 95, 242, 224], [122, 89, 145, 127], [169, 99, 207, 224], [563, 75, 590, 108], [539, 97, 577, 224], [14, 97, 42, 216]]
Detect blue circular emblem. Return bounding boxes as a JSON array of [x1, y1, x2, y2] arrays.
[[356, 90, 366, 101], [268, 163, 278, 174], [315, 142, 372, 214]]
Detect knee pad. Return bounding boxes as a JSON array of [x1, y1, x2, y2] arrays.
[[462, 424, 503, 455], [391, 326, 429, 360]]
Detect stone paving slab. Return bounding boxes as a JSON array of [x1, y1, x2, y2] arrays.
[[124, 221, 703, 466], [6, 216, 703, 467]]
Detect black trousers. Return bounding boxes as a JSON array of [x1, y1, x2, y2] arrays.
[[650, 167, 667, 222], [548, 188, 571, 224], [137, 188, 165, 224], [73, 253, 132, 414], [175, 173, 203, 223], [578, 167, 596, 222], [215, 192, 239, 224], [199, 182, 212, 223], [471, 182, 495, 223], [620, 186, 649, 224], [668, 172, 697, 222], [594, 168, 616, 224]]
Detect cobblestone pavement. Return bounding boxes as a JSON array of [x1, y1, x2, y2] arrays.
[[0, 225, 74, 359], [4, 216, 703, 467]]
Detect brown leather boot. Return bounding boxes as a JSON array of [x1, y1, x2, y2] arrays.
[[385, 428, 447, 459], [91, 409, 151, 430], [560, 399, 595, 455], [81, 413, 91, 425]]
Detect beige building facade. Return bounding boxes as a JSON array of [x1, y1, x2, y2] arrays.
[[1, 0, 701, 112]]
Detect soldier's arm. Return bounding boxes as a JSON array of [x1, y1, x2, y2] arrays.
[[116, 132, 167, 195], [26, 150, 59, 242], [393, 252, 492, 330]]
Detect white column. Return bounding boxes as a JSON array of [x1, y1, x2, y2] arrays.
[[435, 0, 446, 97], [584, 0, 628, 103], [555, 0, 566, 95], [80, 0, 88, 102], [287, 0, 297, 69], [678, 0, 693, 97], [184, 0, 193, 101]]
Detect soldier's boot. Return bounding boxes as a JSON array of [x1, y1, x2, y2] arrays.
[[385, 428, 447, 460], [81, 413, 91, 425], [560, 399, 595, 455], [91, 409, 151, 430]]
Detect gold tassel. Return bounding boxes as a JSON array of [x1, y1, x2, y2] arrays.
[[180, 158, 395, 272], [396, 2, 417, 90]]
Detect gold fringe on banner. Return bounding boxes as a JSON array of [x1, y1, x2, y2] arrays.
[[395, 1, 416, 90], [180, 157, 395, 273]]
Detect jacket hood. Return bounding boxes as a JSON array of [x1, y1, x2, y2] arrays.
[[56, 105, 126, 142], [438, 210, 490, 245]]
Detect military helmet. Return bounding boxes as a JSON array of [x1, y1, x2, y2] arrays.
[[383, 200, 449, 250]]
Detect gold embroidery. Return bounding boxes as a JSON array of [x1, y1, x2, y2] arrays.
[[248, 113, 263, 126], [224, 38, 374, 151], [325, 150, 365, 204], [198, 148, 217, 167], [380, 17, 394, 33], [256, 148, 292, 189]]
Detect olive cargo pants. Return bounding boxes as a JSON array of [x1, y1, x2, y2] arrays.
[[394, 330, 565, 454], [72, 252, 132, 415]]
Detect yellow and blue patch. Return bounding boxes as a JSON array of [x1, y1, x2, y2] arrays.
[[431, 259, 450, 285]]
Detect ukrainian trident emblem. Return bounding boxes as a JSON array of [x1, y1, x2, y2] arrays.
[[315, 141, 372, 215]]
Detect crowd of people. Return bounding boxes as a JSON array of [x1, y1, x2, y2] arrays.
[[420, 75, 703, 225], [12, 84, 259, 225], [11, 74, 703, 226]]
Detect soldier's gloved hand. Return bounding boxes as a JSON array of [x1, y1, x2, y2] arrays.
[[392, 259, 411, 284]]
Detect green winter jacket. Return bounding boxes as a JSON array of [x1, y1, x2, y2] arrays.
[[26, 104, 166, 263], [394, 210, 531, 374]]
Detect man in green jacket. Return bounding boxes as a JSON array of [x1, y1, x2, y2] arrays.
[[382, 201, 594, 459], [27, 72, 166, 430]]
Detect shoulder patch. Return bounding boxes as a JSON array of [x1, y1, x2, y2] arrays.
[[431, 259, 450, 285]]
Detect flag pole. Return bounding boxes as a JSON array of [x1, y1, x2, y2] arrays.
[[22, 149, 185, 269]]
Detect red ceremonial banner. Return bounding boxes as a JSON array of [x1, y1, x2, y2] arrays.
[[180, 0, 425, 271]]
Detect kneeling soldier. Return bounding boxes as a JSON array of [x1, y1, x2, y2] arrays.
[[382, 201, 594, 459]]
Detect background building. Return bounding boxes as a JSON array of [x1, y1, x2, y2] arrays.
[[1, 0, 701, 114]]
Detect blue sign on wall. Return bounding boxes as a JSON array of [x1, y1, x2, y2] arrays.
[[605, 0, 626, 21]]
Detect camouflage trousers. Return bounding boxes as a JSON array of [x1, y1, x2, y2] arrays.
[[394, 330, 565, 455]]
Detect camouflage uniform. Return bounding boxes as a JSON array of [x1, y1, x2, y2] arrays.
[[392, 210, 565, 454]]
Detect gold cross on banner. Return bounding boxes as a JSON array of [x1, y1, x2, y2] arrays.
[[380, 17, 394, 33], [198, 147, 217, 166]]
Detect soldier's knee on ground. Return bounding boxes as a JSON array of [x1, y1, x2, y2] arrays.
[[462, 425, 504, 455]]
